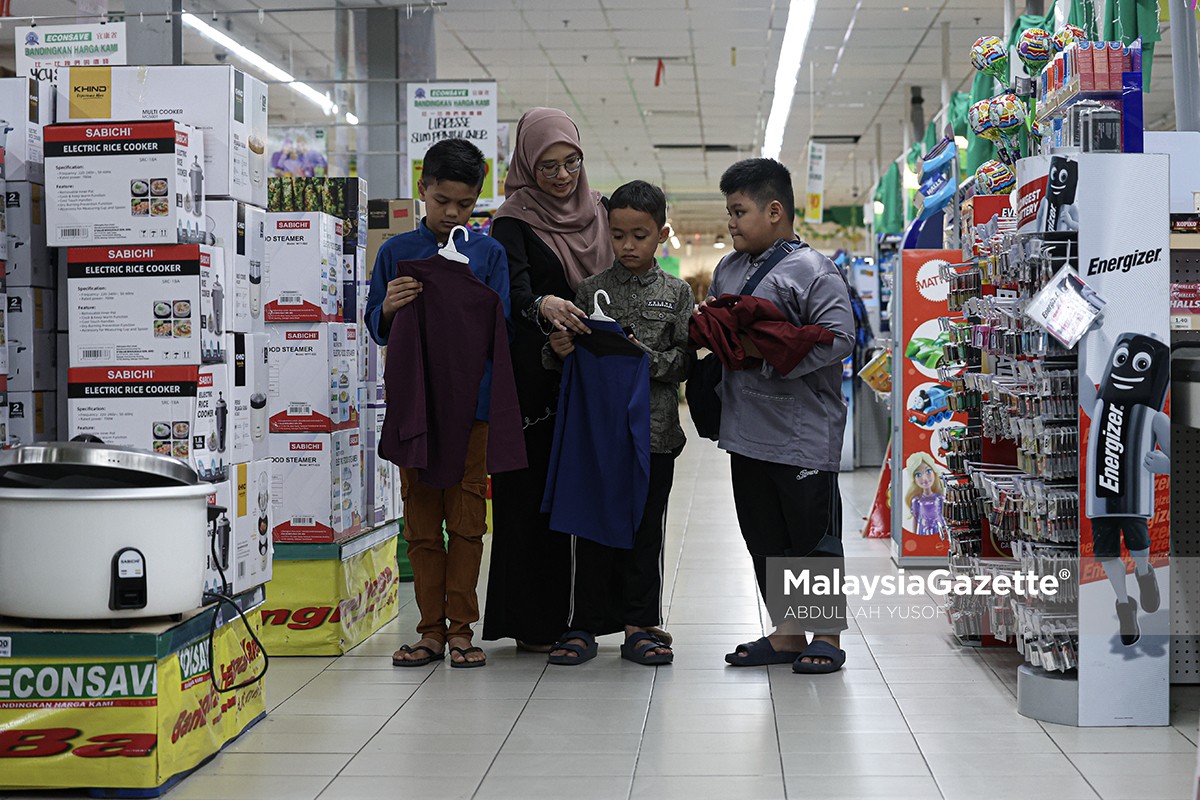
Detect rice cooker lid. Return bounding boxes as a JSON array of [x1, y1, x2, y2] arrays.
[[0, 442, 199, 488]]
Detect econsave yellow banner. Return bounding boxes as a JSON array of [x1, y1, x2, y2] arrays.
[[0, 617, 265, 791], [259, 533, 400, 655]]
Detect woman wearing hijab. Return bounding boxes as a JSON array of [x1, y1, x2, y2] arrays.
[[482, 107, 614, 650]]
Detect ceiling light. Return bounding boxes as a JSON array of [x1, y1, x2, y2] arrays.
[[903, 164, 919, 190], [181, 12, 335, 116], [811, 134, 861, 145], [954, 135, 968, 149], [873, 200, 885, 215], [761, 0, 818, 160], [345, 112, 359, 126], [670, 235, 682, 250], [713, 235, 727, 249]]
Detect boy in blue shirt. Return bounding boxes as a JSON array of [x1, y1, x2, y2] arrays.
[[365, 138, 510, 669]]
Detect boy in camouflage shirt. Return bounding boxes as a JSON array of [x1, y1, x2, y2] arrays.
[[543, 180, 692, 665]]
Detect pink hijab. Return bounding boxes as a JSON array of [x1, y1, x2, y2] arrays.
[[494, 108, 611, 290]]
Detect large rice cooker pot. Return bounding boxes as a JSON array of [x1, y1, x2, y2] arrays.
[[1173, 343, 1200, 429], [0, 443, 211, 621]]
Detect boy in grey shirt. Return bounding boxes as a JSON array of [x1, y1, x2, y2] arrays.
[[706, 158, 855, 673]]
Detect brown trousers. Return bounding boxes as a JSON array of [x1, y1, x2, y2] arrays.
[[398, 421, 489, 643]]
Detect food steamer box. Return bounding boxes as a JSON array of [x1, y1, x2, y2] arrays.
[[267, 177, 367, 254], [6, 390, 55, 446], [4, 182, 52, 288], [205, 200, 266, 333], [191, 363, 229, 483], [263, 211, 340, 322], [269, 429, 362, 543], [205, 460, 274, 597], [67, 365, 198, 456], [56, 65, 269, 206], [6, 286, 56, 392], [226, 331, 269, 464], [266, 322, 358, 433], [45, 120, 206, 247], [0, 77, 53, 183], [66, 245, 225, 367]]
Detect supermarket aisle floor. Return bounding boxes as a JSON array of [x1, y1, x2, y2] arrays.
[[7, 433, 1198, 800]]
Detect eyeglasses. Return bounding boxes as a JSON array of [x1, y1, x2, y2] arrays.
[[536, 154, 583, 179]]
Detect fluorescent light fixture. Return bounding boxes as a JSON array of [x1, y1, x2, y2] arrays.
[[669, 235, 681, 250], [713, 241, 727, 249], [181, 12, 335, 116], [761, 0, 818, 160], [345, 112, 359, 126], [954, 135, 969, 149], [903, 164, 919, 190], [873, 200, 885, 215]]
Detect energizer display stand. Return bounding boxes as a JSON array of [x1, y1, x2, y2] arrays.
[[1015, 152, 1172, 727]]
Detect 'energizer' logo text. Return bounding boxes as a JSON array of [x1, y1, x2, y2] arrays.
[[1098, 404, 1125, 494], [1087, 248, 1162, 276]]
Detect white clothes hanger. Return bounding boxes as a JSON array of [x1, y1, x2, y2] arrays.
[[438, 225, 470, 264], [590, 289, 615, 322]]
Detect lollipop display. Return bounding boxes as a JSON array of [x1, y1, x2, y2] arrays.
[[968, 99, 999, 142], [1017, 27, 1054, 75], [976, 160, 1016, 195], [1053, 23, 1085, 52], [971, 35, 1010, 85]]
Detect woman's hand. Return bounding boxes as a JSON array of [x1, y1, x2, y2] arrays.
[[382, 276, 423, 319], [549, 331, 576, 359], [539, 295, 590, 334]]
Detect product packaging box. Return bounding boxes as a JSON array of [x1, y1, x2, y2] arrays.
[[45, 120, 207, 247], [56, 65, 269, 206], [1078, 42, 1095, 92], [56, 332, 67, 433], [267, 177, 367, 254], [0, 376, 7, 447], [365, 198, 420, 278], [227, 332, 269, 464], [6, 390, 56, 446], [267, 322, 359, 433], [205, 460, 274, 597], [191, 363, 230, 483], [0, 284, 9, 379], [1094, 42, 1109, 91], [1107, 42, 1124, 92], [67, 365, 198, 455], [0, 77, 53, 183], [66, 245, 225, 367], [269, 429, 362, 543], [6, 287, 56, 392], [263, 211, 341, 322], [4, 182, 52, 288], [205, 200, 267, 333], [364, 404, 400, 527]]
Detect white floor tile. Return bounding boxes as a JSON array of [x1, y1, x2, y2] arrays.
[[473, 776, 633, 800], [630, 775, 785, 799], [936, 773, 1100, 800], [784, 774, 942, 799]]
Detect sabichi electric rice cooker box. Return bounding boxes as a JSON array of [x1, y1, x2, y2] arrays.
[[268, 177, 368, 254], [6, 287, 56, 392], [226, 331, 269, 464], [264, 211, 341, 322], [269, 429, 362, 543], [56, 65, 269, 206], [205, 199, 267, 333], [0, 376, 7, 447], [45, 120, 206, 247], [56, 332, 67, 433], [267, 322, 359, 433], [66, 245, 225, 367], [204, 460, 274, 597], [4, 182, 52, 288], [67, 365, 198, 456], [0, 77, 53, 183], [7, 390, 56, 446], [191, 363, 229, 483]]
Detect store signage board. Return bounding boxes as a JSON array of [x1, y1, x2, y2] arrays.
[[15, 23, 127, 84], [804, 140, 825, 224], [893, 249, 965, 562], [1074, 153, 1171, 727], [405, 82, 498, 210]]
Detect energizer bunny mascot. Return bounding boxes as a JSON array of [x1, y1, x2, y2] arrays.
[[1082, 332, 1171, 646]]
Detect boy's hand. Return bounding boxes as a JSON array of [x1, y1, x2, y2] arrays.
[[382, 276, 423, 319], [549, 330, 576, 359]]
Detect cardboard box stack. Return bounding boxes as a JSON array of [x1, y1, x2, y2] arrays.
[[1, 78, 57, 448], [36, 65, 274, 595], [263, 181, 371, 544]]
